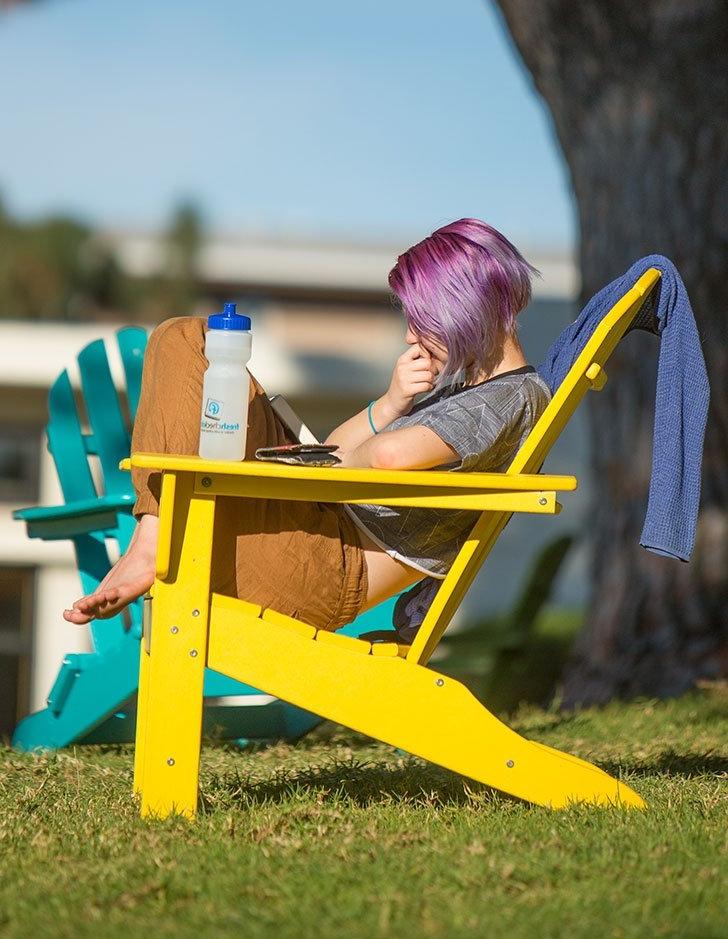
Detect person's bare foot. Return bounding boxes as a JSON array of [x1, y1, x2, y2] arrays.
[[63, 515, 159, 625]]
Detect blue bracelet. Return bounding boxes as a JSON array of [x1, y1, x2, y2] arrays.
[[367, 400, 379, 434]]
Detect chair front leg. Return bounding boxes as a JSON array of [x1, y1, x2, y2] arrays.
[[133, 471, 216, 819]]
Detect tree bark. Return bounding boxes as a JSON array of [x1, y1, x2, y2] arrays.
[[494, 0, 728, 704]]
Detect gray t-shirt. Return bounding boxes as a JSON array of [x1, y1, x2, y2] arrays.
[[343, 365, 552, 578]]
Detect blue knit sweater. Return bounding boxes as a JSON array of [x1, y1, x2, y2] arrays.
[[537, 255, 710, 563]]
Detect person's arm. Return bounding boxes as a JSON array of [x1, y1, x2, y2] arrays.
[[336, 423, 460, 470], [324, 343, 437, 452], [323, 395, 402, 452]]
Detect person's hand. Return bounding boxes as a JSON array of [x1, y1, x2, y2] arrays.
[[382, 342, 437, 419]]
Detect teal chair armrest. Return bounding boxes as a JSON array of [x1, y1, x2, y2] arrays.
[[13, 493, 135, 540]]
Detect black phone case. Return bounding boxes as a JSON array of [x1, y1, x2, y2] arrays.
[[255, 443, 341, 466]]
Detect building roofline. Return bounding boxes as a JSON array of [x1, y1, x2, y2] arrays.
[[104, 228, 577, 300]]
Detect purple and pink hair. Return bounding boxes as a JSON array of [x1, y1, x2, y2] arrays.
[[388, 218, 538, 389]]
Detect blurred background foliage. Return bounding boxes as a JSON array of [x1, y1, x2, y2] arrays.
[[0, 194, 204, 322]]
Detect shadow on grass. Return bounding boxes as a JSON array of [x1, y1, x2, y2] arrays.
[[201, 747, 726, 814], [201, 757, 511, 811], [601, 750, 728, 780]]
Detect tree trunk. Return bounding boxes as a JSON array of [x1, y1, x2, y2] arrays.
[[494, 0, 728, 704]]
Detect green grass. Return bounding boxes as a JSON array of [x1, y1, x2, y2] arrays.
[[1, 683, 726, 939]]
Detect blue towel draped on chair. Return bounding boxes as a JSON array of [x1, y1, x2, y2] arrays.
[[537, 255, 710, 563]]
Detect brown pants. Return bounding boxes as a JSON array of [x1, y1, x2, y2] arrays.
[[130, 315, 369, 631]]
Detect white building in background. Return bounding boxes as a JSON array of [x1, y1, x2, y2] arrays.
[[0, 233, 583, 738]]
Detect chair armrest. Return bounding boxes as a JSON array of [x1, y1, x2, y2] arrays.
[[13, 493, 135, 540], [120, 453, 577, 514], [122, 453, 577, 583], [13, 493, 134, 523]]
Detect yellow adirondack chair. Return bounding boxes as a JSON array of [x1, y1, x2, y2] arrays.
[[122, 268, 661, 818]]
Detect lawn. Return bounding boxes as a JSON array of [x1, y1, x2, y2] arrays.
[[0, 682, 725, 939]]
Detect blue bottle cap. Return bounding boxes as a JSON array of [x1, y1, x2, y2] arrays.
[[207, 301, 251, 331]]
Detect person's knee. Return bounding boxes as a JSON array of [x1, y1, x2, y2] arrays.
[[150, 314, 205, 342], [147, 315, 206, 359]]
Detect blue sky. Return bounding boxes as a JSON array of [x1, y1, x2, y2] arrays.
[[0, 0, 574, 248]]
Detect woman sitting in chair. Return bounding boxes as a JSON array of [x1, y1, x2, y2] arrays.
[[63, 218, 551, 631]]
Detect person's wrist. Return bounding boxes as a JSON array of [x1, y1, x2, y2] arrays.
[[377, 393, 407, 426]]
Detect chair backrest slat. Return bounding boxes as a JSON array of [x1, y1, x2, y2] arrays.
[[77, 338, 133, 494], [406, 267, 662, 666], [46, 370, 98, 504], [44, 324, 149, 509], [117, 327, 148, 421]]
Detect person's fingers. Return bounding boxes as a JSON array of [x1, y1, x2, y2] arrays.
[[406, 354, 434, 369], [405, 369, 435, 386], [399, 344, 423, 363], [403, 342, 430, 359], [407, 363, 435, 377]]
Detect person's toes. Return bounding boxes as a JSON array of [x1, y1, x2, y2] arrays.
[[77, 590, 109, 612], [65, 578, 149, 625], [98, 587, 134, 618], [71, 593, 105, 617], [99, 589, 122, 609], [63, 607, 92, 625], [95, 597, 119, 619]]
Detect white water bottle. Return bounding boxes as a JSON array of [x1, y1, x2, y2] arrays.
[[198, 302, 252, 460]]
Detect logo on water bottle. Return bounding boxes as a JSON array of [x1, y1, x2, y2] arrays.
[[204, 397, 222, 420]]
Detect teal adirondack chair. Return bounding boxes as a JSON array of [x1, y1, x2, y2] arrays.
[[12, 325, 396, 751]]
